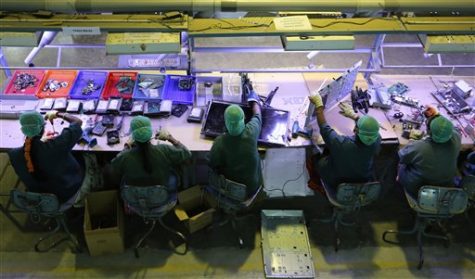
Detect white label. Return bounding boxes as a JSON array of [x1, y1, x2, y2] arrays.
[[273, 16, 312, 31], [62, 27, 101, 36], [149, 89, 159, 98]]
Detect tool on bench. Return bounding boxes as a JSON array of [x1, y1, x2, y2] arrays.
[[107, 114, 125, 145]]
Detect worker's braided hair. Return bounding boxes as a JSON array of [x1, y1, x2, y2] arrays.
[[24, 137, 35, 174]]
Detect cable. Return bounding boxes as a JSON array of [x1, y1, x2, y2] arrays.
[[264, 161, 306, 198], [311, 17, 394, 28]]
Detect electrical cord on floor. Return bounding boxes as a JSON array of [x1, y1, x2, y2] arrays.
[[263, 161, 306, 198]]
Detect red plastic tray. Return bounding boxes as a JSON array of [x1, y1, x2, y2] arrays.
[[36, 70, 78, 99], [102, 72, 137, 99], [4, 70, 46, 96]]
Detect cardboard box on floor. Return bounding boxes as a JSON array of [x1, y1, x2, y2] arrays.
[[175, 185, 216, 233], [84, 190, 124, 256]]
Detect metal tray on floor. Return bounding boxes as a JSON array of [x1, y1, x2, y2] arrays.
[[261, 210, 315, 278]]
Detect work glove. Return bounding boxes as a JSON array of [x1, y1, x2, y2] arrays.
[[423, 105, 439, 119], [44, 110, 59, 121], [247, 88, 260, 104], [308, 91, 324, 109], [338, 102, 359, 120], [124, 137, 134, 150], [157, 128, 171, 141]]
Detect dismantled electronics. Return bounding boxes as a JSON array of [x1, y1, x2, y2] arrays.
[[12, 72, 38, 92], [107, 115, 124, 145], [351, 86, 371, 113], [52, 98, 67, 110], [202, 100, 289, 146], [95, 100, 109, 114], [39, 98, 55, 110], [187, 107, 204, 123], [387, 82, 409, 96], [83, 100, 97, 114], [119, 99, 133, 111], [81, 79, 102, 96], [261, 210, 315, 279], [131, 101, 145, 115], [115, 76, 135, 94], [432, 80, 473, 115], [107, 98, 122, 113], [42, 79, 69, 92], [66, 99, 81, 113], [144, 100, 172, 117], [101, 114, 115, 128], [178, 77, 194, 91], [171, 104, 188, 117], [391, 95, 420, 108], [138, 76, 164, 98], [91, 122, 107, 136]]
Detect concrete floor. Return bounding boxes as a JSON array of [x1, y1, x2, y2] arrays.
[[1, 33, 475, 278]]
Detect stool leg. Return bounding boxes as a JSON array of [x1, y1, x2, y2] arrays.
[[135, 220, 156, 258], [417, 228, 424, 269], [382, 217, 419, 244], [158, 218, 188, 255], [34, 218, 62, 252], [334, 218, 340, 252], [230, 216, 244, 249]]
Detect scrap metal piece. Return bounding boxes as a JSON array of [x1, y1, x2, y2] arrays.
[[261, 210, 315, 278]]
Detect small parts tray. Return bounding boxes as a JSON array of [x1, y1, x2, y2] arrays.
[[102, 72, 137, 100], [69, 71, 107, 100], [162, 75, 195, 105], [132, 74, 167, 100], [4, 70, 46, 96], [36, 70, 77, 99]]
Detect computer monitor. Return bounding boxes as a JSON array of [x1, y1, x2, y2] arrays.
[[201, 100, 289, 146]]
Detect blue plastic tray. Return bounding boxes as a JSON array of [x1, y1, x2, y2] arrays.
[[132, 74, 167, 100], [69, 71, 107, 100], [162, 75, 195, 105]]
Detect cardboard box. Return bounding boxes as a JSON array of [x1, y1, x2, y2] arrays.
[[84, 190, 124, 256], [174, 186, 216, 234]]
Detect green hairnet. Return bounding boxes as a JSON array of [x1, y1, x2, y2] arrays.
[[430, 116, 453, 143], [131, 116, 152, 143], [224, 105, 245, 136], [357, 115, 380, 145], [20, 111, 45, 138]]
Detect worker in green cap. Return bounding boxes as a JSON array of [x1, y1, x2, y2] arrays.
[[208, 89, 263, 198], [398, 108, 461, 196], [307, 92, 381, 193], [8, 110, 91, 206], [110, 116, 191, 191]]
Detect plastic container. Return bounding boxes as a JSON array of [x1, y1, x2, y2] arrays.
[[161, 75, 196, 105], [132, 74, 167, 100], [102, 72, 137, 100], [4, 70, 46, 97], [36, 70, 78, 99], [69, 71, 107, 100], [195, 76, 223, 107]]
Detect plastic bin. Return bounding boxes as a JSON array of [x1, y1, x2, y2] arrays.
[[132, 74, 167, 100], [4, 70, 46, 97], [69, 71, 107, 100], [162, 75, 195, 105], [102, 72, 137, 100], [36, 70, 78, 99]]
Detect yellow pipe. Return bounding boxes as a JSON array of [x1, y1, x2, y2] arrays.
[[0, 0, 474, 13]]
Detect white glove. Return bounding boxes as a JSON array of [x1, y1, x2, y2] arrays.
[[124, 137, 134, 149], [338, 102, 358, 120], [308, 91, 323, 108], [45, 110, 59, 121], [157, 128, 171, 141]]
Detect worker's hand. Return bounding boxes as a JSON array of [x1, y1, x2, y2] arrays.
[[308, 91, 324, 108], [423, 105, 439, 118], [338, 102, 358, 120], [44, 110, 59, 121], [124, 137, 134, 150], [157, 128, 171, 141], [247, 89, 260, 105]]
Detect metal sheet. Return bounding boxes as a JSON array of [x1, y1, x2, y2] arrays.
[[261, 210, 315, 278]]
